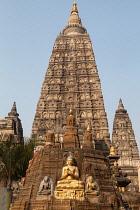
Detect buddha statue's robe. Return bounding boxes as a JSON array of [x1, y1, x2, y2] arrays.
[[57, 163, 84, 190], [55, 156, 85, 201]]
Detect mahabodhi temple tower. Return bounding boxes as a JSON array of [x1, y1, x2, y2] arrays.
[[31, 2, 111, 152], [11, 2, 140, 210]]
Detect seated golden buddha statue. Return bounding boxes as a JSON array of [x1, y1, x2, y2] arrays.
[[56, 155, 84, 190]]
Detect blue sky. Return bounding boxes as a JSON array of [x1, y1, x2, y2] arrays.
[[0, 0, 140, 150]]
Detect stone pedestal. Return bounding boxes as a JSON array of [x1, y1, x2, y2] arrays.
[[54, 189, 85, 201], [86, 193, 99, 204], [36, 194, 52, 200]]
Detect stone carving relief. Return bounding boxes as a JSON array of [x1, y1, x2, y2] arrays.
[[86, 51, 91, 56], [84, 163, 92, 174], [46, 131, 55, 146], [46, 70, 52, 76], [55, 52, 60, 57], [42, 84, 49, 91], [77, 64, 81, 69], [38, 176, 53, 196], [53, 65, 58, 70], [55, 112, 60, 119], [82, 63, 86, 68], [85, 176, 99, 195], [90, 69, 97, 74], [80, 111, 87, 118], [89, 56, 94, 60], [80, 94, 85, 100], [87, 64, 92, 69], [87, 112, 92, 118], [68, 64, 73, 70], [11, 180, 22, 201]]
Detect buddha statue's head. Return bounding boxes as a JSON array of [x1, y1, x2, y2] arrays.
[[46, 131, 55, 145], [44, 176, 49, 183], [66, 155, 74, 166], [87, 176, 93, 183]]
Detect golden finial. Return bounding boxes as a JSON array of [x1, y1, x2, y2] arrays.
[[71, 2, 78, 14], [110, 146, 116, 156], [114, 161, 118, 167], [55, 134, 59, 138], [87, 124, 91, 131], [69, 108, 73, 116]]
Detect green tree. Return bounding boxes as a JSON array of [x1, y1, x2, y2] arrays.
[[0, 136, 36, 210], [15, 138, 37, 178]]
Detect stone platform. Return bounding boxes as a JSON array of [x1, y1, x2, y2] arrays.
[[54, 189, 85, 201]]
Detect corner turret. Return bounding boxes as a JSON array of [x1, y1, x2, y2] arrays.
[[112, 99, 140, 192], [0, 102, 23, 143], [8, 102, 19, 117]]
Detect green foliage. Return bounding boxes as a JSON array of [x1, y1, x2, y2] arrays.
[[16, 138, 38, 178], [0, 140, 23, 182], [0, 136, 37, 209], [0, 136, 37, 183]]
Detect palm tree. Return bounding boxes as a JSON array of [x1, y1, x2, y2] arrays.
[[0, 136, 36, 209]]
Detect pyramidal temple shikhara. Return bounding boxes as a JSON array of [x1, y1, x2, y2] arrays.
[[9, 2, 140, 210], [31, 2, 111, 151]]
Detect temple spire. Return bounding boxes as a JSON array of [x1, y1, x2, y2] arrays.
[[71, 2, 78, 14], [8, 102, 19, 117], [118, 99, 124, 109], [31, 2, 110, 151], [116, 99, 127, 114], [62, 2, 87, 35], [12, 102, 17, 112]]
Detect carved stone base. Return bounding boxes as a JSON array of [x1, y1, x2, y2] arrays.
[[54, 189, 85, 201], [36, 194, 52, 200], [86, 191, 99, 196], [86, 193, 99, 204]]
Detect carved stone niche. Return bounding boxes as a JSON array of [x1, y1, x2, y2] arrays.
[[45, 131, 55, 147], [85, 176, 100, 204], [54, 156, 85, 201], [37, 176, 53, 200], [85, 176, 99, 196]]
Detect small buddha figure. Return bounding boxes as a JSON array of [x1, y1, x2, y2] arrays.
[[113, 161, 120, 177], [38, 176, 53, 196], [63, 109, 80, 148], [67, 109, 75, 127], [55, 134, 61, 148], [56, 155, 84, 190], [11, 180, 22, 201], [85, 176, 99, 195], [45, 131, 55, 147], [83, 124, 94, 148]]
